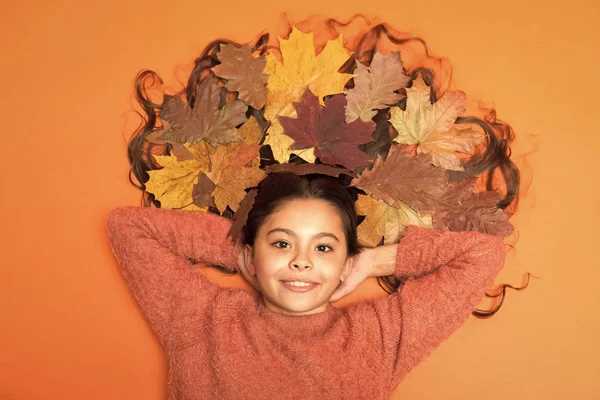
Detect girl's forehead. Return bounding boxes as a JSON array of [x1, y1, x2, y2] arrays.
[[262, 199, 344, 230]]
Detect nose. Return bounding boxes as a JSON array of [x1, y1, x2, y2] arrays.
[[289, 250, 313, 270]]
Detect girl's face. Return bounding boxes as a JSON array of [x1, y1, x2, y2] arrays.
[[244, 198, 354, 316]]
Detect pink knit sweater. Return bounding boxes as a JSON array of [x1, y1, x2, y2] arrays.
[[106, 206, 505, 400]]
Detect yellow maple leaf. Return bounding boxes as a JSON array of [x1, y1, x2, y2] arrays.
[[389, 77, 485, 171], [236, 115, 264, 145], [206, 144, 267, 212], [145, 142, 211, 211], [263, 27, 354, 162], [355, 194, 432, 247]]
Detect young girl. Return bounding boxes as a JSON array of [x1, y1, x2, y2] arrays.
[[107, 171, 506, 399]]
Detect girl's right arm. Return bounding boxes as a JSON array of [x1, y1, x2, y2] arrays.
[[106, 206, 240, 346]]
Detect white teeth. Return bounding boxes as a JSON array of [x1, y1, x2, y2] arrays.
[[284, 281, 313, 287]]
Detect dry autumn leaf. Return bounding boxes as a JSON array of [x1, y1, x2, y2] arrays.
[[206, 143, 267, 212], [345, 51, 410, 122], [432, 178, 514, 237], [159, 75, 248, 147], [358, 109, 396, 165], [350, 144, 447, 212], [264, 162, 357, 178], [279, 89, 375, 170], [211, 43, 268, 110], [355, 194, 432, 247], [227, 188, 258, 244], [389, 77, 485, 171], [263, 27, 354, 163], [145, 142, 211, 211], [236, 115, 265, 145]]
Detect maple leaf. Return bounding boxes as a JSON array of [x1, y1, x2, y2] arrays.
[[279, 89, 375, 170], [263, 27, 354, 163], [158, 75, 248, 147], [355, 194, 433, 247], [357, 109, 397, 164], [227, 188, 258, 244], [192, 172, 217, 209], [145, 142, 211, 211], [431, 178, 514, 237], [235, 115, 265, 145], [345, 51, 410, 122], [263, 121, 316, 164], [349, 144, 447, 212], [205, 143, 267, 212], [211, 43, 268, 110], [389, 77, 485, 171], [264, 162, 357, 178]]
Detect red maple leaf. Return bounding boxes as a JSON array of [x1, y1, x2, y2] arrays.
[[350, 144, 447, 212], [432, 178, 515, 237], [279, 88, 375, 170]]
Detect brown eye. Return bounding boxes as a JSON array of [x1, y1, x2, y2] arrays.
[[273, 241, 290, 249], [316, 244, 333, 252]]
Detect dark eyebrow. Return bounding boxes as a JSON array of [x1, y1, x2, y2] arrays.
[[267, 228, 340, 242]]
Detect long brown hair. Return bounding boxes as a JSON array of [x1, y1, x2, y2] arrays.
[[124, 15, 533, 319]]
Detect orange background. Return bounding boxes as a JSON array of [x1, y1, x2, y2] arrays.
[[1, 0, 599, 399]]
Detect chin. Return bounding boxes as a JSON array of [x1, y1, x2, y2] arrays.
[[275, 298, 329, 315]]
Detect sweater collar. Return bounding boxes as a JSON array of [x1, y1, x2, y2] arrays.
[[255, 296, 341, 336]]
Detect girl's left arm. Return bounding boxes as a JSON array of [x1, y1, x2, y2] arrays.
[[106, 206, 240, 346], [348, 226, 506, 388]]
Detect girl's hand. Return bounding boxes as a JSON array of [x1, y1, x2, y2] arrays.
[[237, 248, 260, 292], [330, 248, 375, 302]]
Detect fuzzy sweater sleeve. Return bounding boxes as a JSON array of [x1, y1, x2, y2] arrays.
[[361, 225, 506, 389], [106, 206, 240, 346]]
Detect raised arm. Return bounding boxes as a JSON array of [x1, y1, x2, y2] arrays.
[[351, 225, 506, 388], [106, 206, 240, 346]]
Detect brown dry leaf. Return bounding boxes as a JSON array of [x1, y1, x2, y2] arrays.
[[390, 77, 484, 171], [355, 194, 432, 247], [227, 188, 258, 244], [206, 143, 267, 212], [350, 144, 447, 212], [145, 142, 211, 210], [264, 162, 357, 178], [212, 43, 268, 110], [159, 75, 247, 147], [345, 51, 410, 122], [263, 27, 354, 162], [192, 172, 217, 209], [432, 178, 514, 237]]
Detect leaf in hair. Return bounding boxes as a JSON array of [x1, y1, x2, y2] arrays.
[[158, 75, 247, 147], [235, 115, 264, 145], [211, 43, 268, 110], [345, 51, 410, 122], [145, 142, 211, 211], [263, 122, 316, 164], [263, 27, 353, 163], [390, 77, 485, 171], [206, 143, 266, 213], [279, 89, 375, 170], [358, 109, 397, 162], [192, 172, 217, 209], [355, 194, 432, 247], [432, 178, 514, 237], [349, 144, 447, 212], [264, 162, 357, 178], [227, 188, 258, 244]]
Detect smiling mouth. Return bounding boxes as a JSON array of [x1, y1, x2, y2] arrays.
[[280, 281, 320, 292]]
